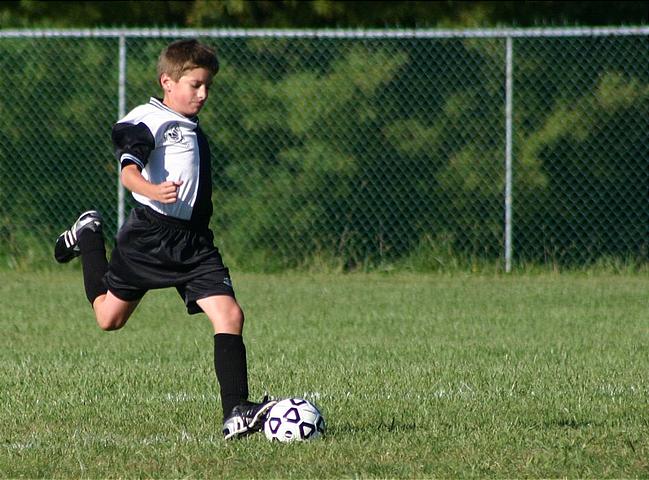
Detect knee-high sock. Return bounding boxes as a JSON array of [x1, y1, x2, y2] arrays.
[[78, 230, 108, 305], [214, 333, 249, 419]]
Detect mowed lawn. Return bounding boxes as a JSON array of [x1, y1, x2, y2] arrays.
[[1, 271, 649, 478]]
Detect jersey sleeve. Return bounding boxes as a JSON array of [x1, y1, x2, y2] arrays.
[[112, 122, 155, 170]]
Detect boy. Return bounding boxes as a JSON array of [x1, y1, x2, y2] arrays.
[[54, 39, 275, 440]]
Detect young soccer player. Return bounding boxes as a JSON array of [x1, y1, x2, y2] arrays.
[[54, 39, 275, 440]]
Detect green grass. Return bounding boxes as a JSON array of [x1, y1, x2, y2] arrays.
[[2, 271, 649, 478]]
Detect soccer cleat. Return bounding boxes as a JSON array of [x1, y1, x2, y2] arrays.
[[54, 210, 103, 263], [222, 396, 277, 440]]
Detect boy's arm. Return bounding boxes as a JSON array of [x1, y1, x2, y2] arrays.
[[121, 164, 183, 204]]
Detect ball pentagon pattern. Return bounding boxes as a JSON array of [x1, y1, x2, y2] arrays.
[[263, 398, 325, 442]]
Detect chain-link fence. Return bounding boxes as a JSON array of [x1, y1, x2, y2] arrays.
[[1, 28, 648, 271]]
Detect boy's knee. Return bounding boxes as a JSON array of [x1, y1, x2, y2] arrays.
[[215, 302, 245, 334], [226, 303, 245, 328], [95, 313, 126, 331], [92, 295, 136, 331], [233, 303, 244, 321]]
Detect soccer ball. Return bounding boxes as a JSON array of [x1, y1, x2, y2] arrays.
[[263, 398, 326, 442]]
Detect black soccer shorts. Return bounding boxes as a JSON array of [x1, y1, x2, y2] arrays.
[[105, 206, 235, 314]]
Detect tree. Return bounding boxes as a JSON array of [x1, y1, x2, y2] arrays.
[[1, 1, 647, 28]]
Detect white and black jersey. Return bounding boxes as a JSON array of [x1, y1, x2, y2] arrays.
[[112, 97, 213, 229], [106, 98, 233, 313]]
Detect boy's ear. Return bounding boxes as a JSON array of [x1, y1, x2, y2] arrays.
[[160, 73, 173, 93]]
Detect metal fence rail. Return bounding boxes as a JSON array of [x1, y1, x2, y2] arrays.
[[1, 27, 647, 270]]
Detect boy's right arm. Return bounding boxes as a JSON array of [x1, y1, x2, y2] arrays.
[[121, 164, 183, 204], [113, 120, 181, 204]]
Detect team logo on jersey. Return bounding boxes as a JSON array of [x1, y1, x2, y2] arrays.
[[163, 123, 184, 144]]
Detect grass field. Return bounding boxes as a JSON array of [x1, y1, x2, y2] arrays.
[[2, 271, 649, 478]]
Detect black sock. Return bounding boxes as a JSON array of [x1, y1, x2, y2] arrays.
[[78, 230, 108, 305], [214, 333, 249, 419]]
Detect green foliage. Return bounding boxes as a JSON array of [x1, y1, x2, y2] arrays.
[[1, 1, 647, 28], [515, 66, 649, 264], [213, 44, 413, 269], [0, 38, 119, 268], [1, 34, 647, 271], [198, 36, 517, 270]]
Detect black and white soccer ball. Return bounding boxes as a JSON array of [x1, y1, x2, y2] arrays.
[[263, 398, 326, 442]]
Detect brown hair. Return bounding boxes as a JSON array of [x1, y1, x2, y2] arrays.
[[157, 39, 219, 82]]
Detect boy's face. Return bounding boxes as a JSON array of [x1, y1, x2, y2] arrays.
[[161, 67, 213, 117]]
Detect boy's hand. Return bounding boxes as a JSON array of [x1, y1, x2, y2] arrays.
[[153, 180, 183, 204]]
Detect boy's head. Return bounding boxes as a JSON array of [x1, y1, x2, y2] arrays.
[[158, 39, 219, 117], [157, 39, 219, 82]]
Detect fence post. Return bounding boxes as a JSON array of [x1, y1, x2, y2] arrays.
[[504, 36, 513, 273], [117, 34, 127, 228]]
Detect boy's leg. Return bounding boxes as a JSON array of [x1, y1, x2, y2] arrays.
[[77, 227, 108, 304], [55, 210, 139, 331], [55, 210, 108, 306], [92, 292, 140, 331], [76, 218, 141, 330], [196, 295, 276, 439], [198, 295, 248, 415]]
